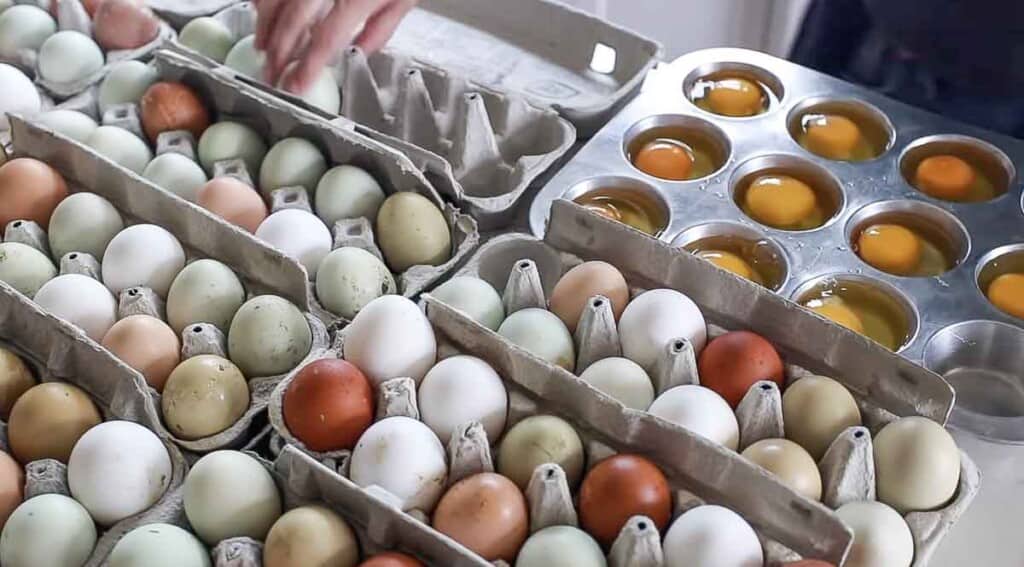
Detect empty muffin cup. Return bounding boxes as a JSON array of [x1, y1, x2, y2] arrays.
[[623, 115, 730, 181], [846, 200, 970, 277], [564, 176, 671, 237], [730, 154, 845, 231], [976, 243, 1024, 320], [684, 61, 784, 118], [788, 98, 894, 162], [672, 221, 789, 290], [900, 134, 1015, 203]]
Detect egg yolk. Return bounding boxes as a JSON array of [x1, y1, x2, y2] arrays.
[[696, 250, 755, 280], [987, 273, 1024, 319], [809, 297, 865, 334], [857, 224, 922, 275], [634, 139, 694, 181], [914, 155, 976, 201], [705, 78, 765, 117], [803, 114, 863, 160], [744, 175, 818, 229]]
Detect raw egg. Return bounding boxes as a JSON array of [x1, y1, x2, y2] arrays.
[[263, 505, 359, 567], [0, 242, 56, 297], [743, 174, 821, 230], [697, 330, 784, 408], [648, 385, 739, 450], [618, 288, 707, 371], [0, 450, 23, 529], [801, 114, 866, 161], [914, 155, 976, 201], [0, 494, 96, 567], [342, 295, 437, 386], [497, 308, 575, 371], [33, 274, 118, 340], [376, 192, 452, 272], [696, 249, 758, 282], [102, 224, 186, 297], [579, 454, 671, 548], [93, 0, 160, 50], [835, 501, 914, 567], [573, 188, 667, 236], [349, 417, 448, 512], [741, 438, 822, 501], [108, 523, 211, 567], [166, 258, 246, 334], [0, 347, 34, 420], [359, 554, 424, 567], [799, 280, 910, 351], [161, 355, 250, 440], [429, 276, 504, 331], [418, 355, 508, 444], [0, 157, 68, 231], [808, 296, 865, 334], [47, 192, 124, 261], [140, 82, 211, 143], [432, 472, 529, 562], [197, 121, 267, 176], [633, 138, 694, 180], [228, 295, 312, 377], [549, 261, 629, 332], [856, 224, 922, 276], [698, 77, 766, 117], [782, 375, 862, 459], [283, 358, 374, 452], [987, 273, 1024, 318], [498, 415, 584, 490], [8, 382, 101, 464], [663, 505, 763, 567], [184, 450, 282, 544], [196, 176, 268, 233], [873, 416, 960, 513], [101, 314, 181, 391], [578, 356, 654, 411]]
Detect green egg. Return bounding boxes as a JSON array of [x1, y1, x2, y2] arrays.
[[48, 192, 125, 261], [0, 5, 55, 60], [0, 494, 97, 567], [197, 121, 267, 177], [37, 31, 103, 84], [315, 246, 396, 319], [34, 110, 97, 143], [258, 137, 327, 197], [87, 126, 153, 174], [109, 523, 211, 567], [314, 164, 385, 227], [497, 307, 575, 372], [0, 242, 56, 297], [224, 35, 265, 79], [166, 259, 245, 334], [143, 153, 208, 202], [430, 276, 504, 330], [376, 192, 452, 272], [98, 60, 159, 108], [228, 295, 312, 377], [178, 17, 234, 63]]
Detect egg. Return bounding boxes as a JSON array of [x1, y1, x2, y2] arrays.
[[578, 357, 654, 410], [108, 523, 211, 567], [515, 526, 606, 567], [704, 78, 765, 117], [279, 64, 341, 114], [0, 6, 54, 60], [98, 60, 159, 109], [359, 553, 424, 567], [256, 209, 332, 278], [315, 246, 396, 319], [0, 157, 68, 230], [350, 416, 448, 512], [263, 505, 358, 567], [579, 454, 671, 548], [914, 155, 976, 201], [784, 562, 835, 567], [196, 176, 268, 233], [619, 289, 707, 371], [696, 250, 756, 281], [258, 137, 327, 197], [178, 17, 234, 63], [93, 0, 159, 50], [835, 501, 914, 567], [0, 348, 34, 420], [140, 82, 211, 144], [744, 175, 818, 229], [197, 121, 267, 176], [376, 192, 452, 272], [856, 224, 922, 276], [987, 272, 1024, 319], [549, 261, 629, 332], [782, 375, 861, 459], [0, 242, 56, 297], [633, 138, 694, 180], [86, 126, 153, 174], [418, 355, 508, 444], [0, 494, 96, 567], [808, 296, 865, 334], [429, 276, 504, 330], [315, 164, 386, 227], [228, 295, 312, 377], [741, 439, 822, 501], [34, 274, 118, 340], [649, 385, 739, 449], [184, 450, 282, 544], [102, 224, 186, 297], [874, 416, 960, 512], [8, 378, 101, 462], [0, 450, 20, 530], [343, 295, 436, 386], [161, 355, 249, 440], [497, 308, 575, 371], [37, 31, 103, 84], [497, 415, 584, 490], [34, 110, 97, 142], [224, 35, 265, 79], [432, 472, 528, 562], [803, 114, 864, 160], [48, 192, 124, 261], [68, 420, 171, 525], [142, 152, 208, 202], [698, 331, 784, 408], [101, 315, 180, 391], [166, 259, 245, 333], [283, 358, 374, 452], [0, 64, 41, 130], [663, 505, 763, 567]]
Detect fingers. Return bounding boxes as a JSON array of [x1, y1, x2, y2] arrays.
[[263, 0, 324, 86], [286, 0, 380, 93], [254, 0, 284, 51], [354, 0, 417, 54]]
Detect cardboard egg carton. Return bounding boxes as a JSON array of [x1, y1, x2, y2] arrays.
[[145, 0, 239, 29]]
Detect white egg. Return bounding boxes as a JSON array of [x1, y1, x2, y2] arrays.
[[648, 385, 739, 450], [343, 295, 436, 386], [497, 308, 575, 371], [578, 357, 654, 410], [350, 416, 447, 512], [87, 126, 153, 174], [836, 501, 914, 567], [0, 5, 55, 59], [166, 259, 245, 334], [35, 110, 97, 143], [314, 164, 385, 227], [178, 17, 234, 63], [418, 355, 508, 444], [184, 450, 282, 545], [258, 137, 327, 197], [619, 289, 707, 371], [37, 31, 104, 84], [223, 35, 265, 79], [102, 224, 186, 297], [143, 153, 208, 202], [429, 276, 504, 331], [98, 60, 159, 109], [255, 209, 331, 279], [68, 421, 172, 526], [0, 64, 40, 130], [315, 246, 396, 319], [663, 505, 763, 567], [197, 121, 267, 176], [34, 273, 117, 340], [0, 494, 97, 567], [48, 192, 125, 260], [0, 241, 56, 297], [279, 65, 340, 114]]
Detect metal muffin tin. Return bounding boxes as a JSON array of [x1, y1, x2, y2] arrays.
[[530, 47, 1024, 440]]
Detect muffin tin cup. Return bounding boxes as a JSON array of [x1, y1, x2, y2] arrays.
[[670, 221, 791, 291], [899, 134, 1017, 202]]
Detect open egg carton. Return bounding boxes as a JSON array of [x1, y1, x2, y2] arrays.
[[529, 47, 1024, 440], [169, 0, 661, 227], [145, 0, 238, 29], [436, 199, 980, 565]]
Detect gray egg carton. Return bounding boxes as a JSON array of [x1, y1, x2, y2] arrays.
[[145, 0, 239, 29]]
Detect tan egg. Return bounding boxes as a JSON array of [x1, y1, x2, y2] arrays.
[[197, 177, 268, 233], [0, 347, 35, 421], [8, 382, 102, 464], [0, 450, 23, 529], [741, 438, 822, 501], [548, 261, 629, 332], [161, 355, 250, 440], [101, 315, 181, 392], [874, 416, 960, 513], [782, 375, 861, 459], [263, 505, 360, 567], [375, 192, 451, 272]]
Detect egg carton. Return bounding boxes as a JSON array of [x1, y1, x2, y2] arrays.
[[0, 285, 190, 567], [145, 0, 239, 29]]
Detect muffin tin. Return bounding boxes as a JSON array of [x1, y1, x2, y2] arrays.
[[529, 47, 1024, 440]]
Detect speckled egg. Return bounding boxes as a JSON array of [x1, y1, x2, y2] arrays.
[[86, 126, 153, 174], [102, 224, 186, 297], [429, 276, 504, 331], [874, 416, 960, 513], [101, 315, 180, 391], [0, 242, 56, 297], [33, 274, 118, 340], [0, 494, 96, 567], [161, 355, 250, 440], [197, 121, 267, 176], [263, 505, 359, 567], [350, 417, 448, 512], [0, 347, 34, 421], [35, 110, 97, 143], [619, 289, 707, 371], [224, 35, 265, 79], [648, 385, 739, 450], [497, 308, 575, 371], [498, 415, 584, 490], [578, 357, 654, 410], [48, 192, 124, 261], [314, 164, 385, 227], [178, 17, 234, 63], [98, 60, 159, 109], [109, 523, 211, 567], [315, 246, 396, 319], [184, 450, 282, 544], [37, 31, 103, 84], [228, 295, 312, 377], [166, 259, 245, 334], [782, 375, 862, 459], [376, 192, 452, 272], [143, 153, 208, 202], [515, 526, 606, 567], [258, 137, 327, 197], [0, 5, 55, 60], [256, 209, 332, 279], [418, 355, 508, 444]]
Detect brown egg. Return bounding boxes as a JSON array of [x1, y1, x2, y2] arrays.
[[579, 454, 671, 548], [161, 355, 250, 440], [0, 158, 68, 232], [358, 553, 424, 567], [549, 261, 630, 333], [0, 347, 35, 421], [0, 450, 23, 529], [101, 314, 180, 392], [741, 438, 822, 501], [283, 359, 374, 452], [140, 82, 211, 144], [432, 473, 528, 562], [197, 177, 268, 233], [698, 330, 784, 408], [8, 382, 102, 464], [93, 0, 160, 50]]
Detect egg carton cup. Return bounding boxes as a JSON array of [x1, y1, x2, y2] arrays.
[[146, 0, 240, 29]]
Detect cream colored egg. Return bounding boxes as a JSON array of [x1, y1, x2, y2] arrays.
[[0, 242, 56, 297], [34, 274, 117, 340], [649, 385, 738, 450], [0, 5, 55, 59], [48, 192, 125, 261], [101, 224, 186, 297], [184, 450, 282, 544], [143, 153, 208, 202], [376, 192, 452, 272], [0, 494, 96, 567], [228, 295, 312, 377], [197, 121, 267, 176], [741, 438, 822, 501], [37, 31, 103, 84], [178, 17, 234, 63], [874, 416, 960, 513], [430, 276, 504, 331], [98, 60, 159, 109], [315, 246, 396, 319], [342, 295, 436, 385], [258, 137, 327, 197], [87, 126, 153, 174], [223, 35, 265, 79], [619, 289, 707, 371], [836, 501, 914, 567], [256, 209, 332, 279], [579, 356, 654, 411], [498, 415, 584, 490], [35, 110, 97, 143], [497, 308, 575, 372], [263, 505, 359, 567], [109, 523, 211, 567], [166, 259, 245, 334], [161, 355, 250, 440], [782, 374, 862, 459], [314, 164, 385, 227]]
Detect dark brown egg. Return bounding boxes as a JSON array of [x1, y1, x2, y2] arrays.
[[432, 473, 528, 562], [579, 454, 671, 548], [698, 330, 784, 408], [358, 553, 425, 567], [140, 82, 211, 144], [93, 0, 160, 50], [0, 158, 68, 231], [548, 261, 630, 333], [283, 359, 375, 452]]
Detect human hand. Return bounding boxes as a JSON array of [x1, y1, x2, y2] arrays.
[[255, 0, 417, 94]]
